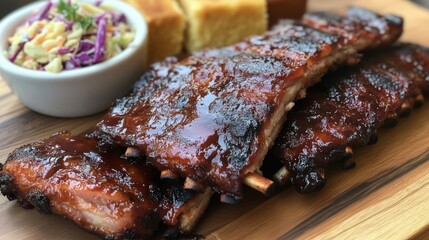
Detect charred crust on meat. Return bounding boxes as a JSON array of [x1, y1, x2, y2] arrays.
[[7, 146, 35, 162], [94, 7, 406, 196], [0, 163, 3, 171], [271, 43, 429, 194], [342, 157, 357, 170], [398, 102, 412, 117], [414, 94, 425, 108], [163, 226, 181, 240], [141, 210, 159, 229], [294, 170, 326, 194], [163, 230, 205, 240], [368, 131, 379, 145], [84, 131, 97, 139], [100, 232, 142, 240], [148, 184, 163, 202], [122, 230, 137, 239], [382, 115, 398, 128], [340, 150, 353, 161], [17, 198, 34, 209], [26, 190, 51, 215], [101, 230, 150, 240], [0, 172, 17, 200], [182, 234, 205, 240], [162, 181, 197, 208]]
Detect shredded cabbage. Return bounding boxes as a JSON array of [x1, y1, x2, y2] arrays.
[[94, 17, 106, 63], [5, 0, 135, 73]]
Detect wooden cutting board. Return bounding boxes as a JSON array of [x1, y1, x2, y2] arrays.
[[1, 0, 429, 239]]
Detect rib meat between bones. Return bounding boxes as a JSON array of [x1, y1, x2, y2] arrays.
[[269, 43, 429, 193], [95, 8, 403, 198], [0, 132, 211, 239]]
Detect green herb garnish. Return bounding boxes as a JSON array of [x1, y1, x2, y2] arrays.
[[57, 0, 78, 21], [77, 16, 93, 30], [58, 0, 94, 30]]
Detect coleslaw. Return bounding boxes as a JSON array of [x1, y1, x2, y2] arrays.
[[5, 0, 135, 73]]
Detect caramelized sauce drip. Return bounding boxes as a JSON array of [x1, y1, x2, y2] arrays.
[[2, 132, 160, 238], [270, 44, 429, 193], [1, 132, 198, 239], [96, 8, 403, 196]]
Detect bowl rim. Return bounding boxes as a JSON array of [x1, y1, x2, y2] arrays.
[[0, 0, 147, 82]]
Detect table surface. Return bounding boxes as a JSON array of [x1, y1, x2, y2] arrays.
[[2, 0, 429, 239]]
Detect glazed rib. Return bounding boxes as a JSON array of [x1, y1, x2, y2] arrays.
[[270, 43, 429, 193], [303, 8, 404, 49], [0, 132, 211, 239], [95, 8, 403, 198]]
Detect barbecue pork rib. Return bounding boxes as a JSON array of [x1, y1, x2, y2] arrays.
[[303, 8, 404, 49], [95, 8, 403, 198], [269, 43, 429, 194], [0, 132, 211, 239]]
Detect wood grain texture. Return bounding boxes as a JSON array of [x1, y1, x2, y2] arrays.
[[1, 0, 429, 239]]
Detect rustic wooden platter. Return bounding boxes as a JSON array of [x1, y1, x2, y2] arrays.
[[1, 0, 429, 239]]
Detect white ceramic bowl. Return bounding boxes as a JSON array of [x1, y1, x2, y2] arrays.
[[0, 0, 148, 117]]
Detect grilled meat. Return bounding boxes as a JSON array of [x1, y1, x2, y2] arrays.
[[95, 8, 403, 197], [379, 44, 429, 95], [303, 8, 404, 48], [160, 180, 212, 233], [269, 43, 429, 193], [0, 132, 211, 239]]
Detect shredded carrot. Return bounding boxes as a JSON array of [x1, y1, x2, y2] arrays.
[[36, 22, 45, 28], [107, 26, 116, 33], [34, 34, 45, 44]]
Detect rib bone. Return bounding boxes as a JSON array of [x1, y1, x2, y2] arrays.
[[161, 170, 179, 180], [399, 101, 412, 117], [125, 147, 142, 158], [243, 173, 275, 196], [272, 167, 291, 187], [184, 178, 205, 192]]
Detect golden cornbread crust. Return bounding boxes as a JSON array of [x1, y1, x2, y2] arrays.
[[125, 0, 186, 64], [179, 0, 268, 52]]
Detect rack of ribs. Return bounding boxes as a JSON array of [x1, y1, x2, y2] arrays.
[[0, 132, 212, 239], [270, 43, 429, 193], [95, 8, 403, 201]]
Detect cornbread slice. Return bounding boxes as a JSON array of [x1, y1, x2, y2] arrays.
[[179, 0, 268, 52], [125, 0, 186, 64]]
